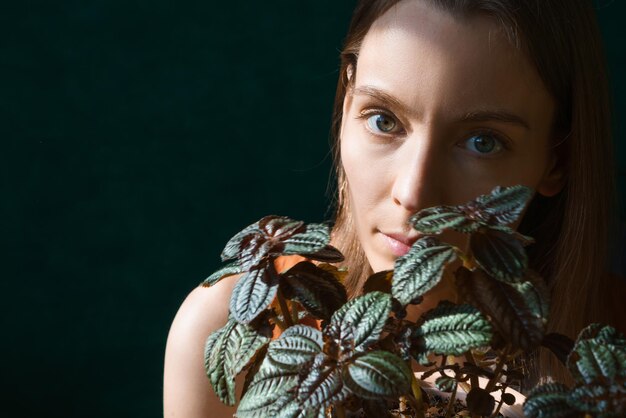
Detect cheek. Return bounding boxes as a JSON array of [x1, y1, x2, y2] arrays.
[[340, 129, 390, 211]]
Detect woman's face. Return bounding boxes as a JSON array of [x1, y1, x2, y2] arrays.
[[340, 0, 563, 273]]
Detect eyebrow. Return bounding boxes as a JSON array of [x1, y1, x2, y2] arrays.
[[351, 85, 530, 130]]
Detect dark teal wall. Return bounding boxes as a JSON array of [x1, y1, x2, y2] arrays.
[[2, 1, 624, 417]]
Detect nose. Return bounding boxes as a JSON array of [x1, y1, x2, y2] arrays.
[[390, 132, 443, 214]]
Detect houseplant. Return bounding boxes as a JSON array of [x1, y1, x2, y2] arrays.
[[202, 185, 626, 417]]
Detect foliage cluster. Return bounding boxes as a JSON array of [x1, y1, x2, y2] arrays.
[[202, 186, 625, 417]]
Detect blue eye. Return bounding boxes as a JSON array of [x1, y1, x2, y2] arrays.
[[463, 133, 504, 155], [366, 114, 397, 133]]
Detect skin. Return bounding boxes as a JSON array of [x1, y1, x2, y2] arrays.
[[340, 1, 563, 316], [163, 1, 565, 416]]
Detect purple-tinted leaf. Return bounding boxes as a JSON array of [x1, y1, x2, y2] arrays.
[[280, 261, 347, 321], [363, 270, 393, 295], [221, 220, 262, 261], [305, 245, 345, 263], [259, 216, 305, 239], [470, 229, 527, 283], [456, 267, 548, 351], [541, 333, 575, 366]]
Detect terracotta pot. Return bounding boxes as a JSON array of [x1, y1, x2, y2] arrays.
[[417, 374, 525, 418]]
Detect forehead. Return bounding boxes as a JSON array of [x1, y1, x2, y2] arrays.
[[355, 0, 553, 125]]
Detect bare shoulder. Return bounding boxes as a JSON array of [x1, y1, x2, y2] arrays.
[[163, 275, 242, 418]]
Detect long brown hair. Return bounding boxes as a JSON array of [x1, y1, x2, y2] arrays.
[[329, 0, 618, 382]]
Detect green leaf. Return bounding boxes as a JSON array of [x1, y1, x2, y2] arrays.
[[434, 375, 457, 392], [204, 319, 271, 406], [343, 351, 412, 399], [230, 265, 280, 323], [202, 262, 243, 287], [268, 325, 323, 370], [568, 384, 625, 417], [474, 185, 533, 225], [470, 229, 527, 283], [392, 237, 457, 307], [330, 291, 392, 352], [466, 387, 495, 416], [524, 383, 577, 418], [280, 261, 348, 321], [409, 206, 475, 234], [283, 223, 330, 256], [221, 220, 262, 262], [565, 324, 626, 416], [455, 267, 548, 350], [567, 324, 626, 386], [237, 366, 299, 417], [414, 302, 492, 359], [297, 353, 348, 409], [363, 270, 393, 294], [273, 403, 324, 418]]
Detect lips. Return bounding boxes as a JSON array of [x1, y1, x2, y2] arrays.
[[380, 232, 420, 257]]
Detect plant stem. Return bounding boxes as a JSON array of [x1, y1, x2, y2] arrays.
[[465, 350, 480, 390], [489, 396, 504, 418], [268, 309, 288, 331], [277, 288, 294, 327], [290, 300, 299, 324], [444, 389, 457, 418], [484, 347, 510, 393], [411, 373, 425, 418]]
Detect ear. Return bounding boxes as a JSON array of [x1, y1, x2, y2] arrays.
[[537, 154, 566, 197]]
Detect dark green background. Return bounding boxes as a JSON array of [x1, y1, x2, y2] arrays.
[[2, 1, 624, 417]]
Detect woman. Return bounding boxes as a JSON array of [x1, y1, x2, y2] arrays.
[[164, 1, 624, 416]]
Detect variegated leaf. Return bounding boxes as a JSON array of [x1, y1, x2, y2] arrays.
[[475, 185, 533, 225], [202, 262, 243, 287], [237, 366, 300, 417], [330, 291, 392, 352], [221, 220, 262, 261], [567, 324, 626, 386], [523, 383, 575, 418], [283, 223, 330, 256], [297, 353, 348, 409], [268, 325, 323, 370], [409, 206, 473, 234], [342, 351, 412, 399], [392, 237, 457, 307], [414, 302, 492, 359], [204, 319, 270, 406], [230, 265, 280, 323]]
